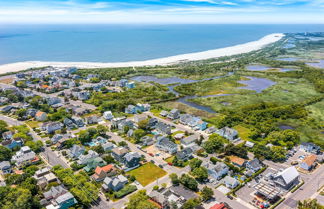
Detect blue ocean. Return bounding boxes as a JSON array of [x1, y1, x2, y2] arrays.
[[0, 24, 323, 64]]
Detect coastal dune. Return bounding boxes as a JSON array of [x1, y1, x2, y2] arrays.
[[0, 33, 284, 74]]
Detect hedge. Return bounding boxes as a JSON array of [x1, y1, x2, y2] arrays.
[[291, 180, 304, 193], [114, 185, 137, 198], [270, 198, 285, 209]]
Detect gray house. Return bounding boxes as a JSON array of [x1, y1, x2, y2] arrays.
[[155, 136, 178, 154], [246, 159, 263, 173], [273, 166, 300, 190], [123, 152, 141, 168], [181, 135, 198, 147], [102, 175, 128, 191], [0, 161, 12, 174], [69, 145, 85, 159], [202, 161, 229, 180], [167, 109, 180, 120], [156, 122, 172, 135], [215, 127, 239, 141]]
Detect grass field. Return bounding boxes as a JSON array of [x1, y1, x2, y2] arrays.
[[25, 120, 41, 128], [174, 74, 252, 96], [127, 162, 167, 186], [233, 125, 252, 141]]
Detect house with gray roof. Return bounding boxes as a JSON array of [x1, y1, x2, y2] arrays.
[[176, 147, 193, 161], [155, 136, 178, 154], [181, 135, 198, 147], [156, 122, 172, 135], [102, 175, 128, 191], [42, 122, 63, 134], [224, 176, 239, 189], [123, 152, 141, 169], [246, 159, 263, 173], [167, 109, 180, 120], [273, 166, 300, 190], [11, 146, 38, 168], [202, 161, 229, 180], [215, 127, 239, 141], [69, 145, 85, 159], [77, 150, 99, 165], [42, 185, 77, 209], [0, 161, 11, 174]]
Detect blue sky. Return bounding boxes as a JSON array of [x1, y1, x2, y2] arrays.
[[0, 0, 323, 24]]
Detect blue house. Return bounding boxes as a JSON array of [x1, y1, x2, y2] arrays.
[[125, 105, 137, 114], [126, 81, 135, 89], [196, 120, 208, 131], [2, 139, 23, 149]]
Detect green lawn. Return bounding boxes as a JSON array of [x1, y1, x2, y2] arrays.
[[165, 156, 174, 164], [234, 125, 252, 141], [25, 121, 41, 128], [127, 162, 167, 186]]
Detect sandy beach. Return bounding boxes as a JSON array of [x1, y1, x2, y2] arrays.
[[0, 33, 284, 74]]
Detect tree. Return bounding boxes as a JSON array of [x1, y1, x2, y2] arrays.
[[224, 143, 248, 159], [201, 186, 214, 201], [133, 129, 146, 142], [138, 119, 149, 130], [202, 134, 224, 154], [189, 158, 202, 171], [0, 120, 8, 134], [97, 125, 108, 136], [182, 198, 201, 209], [25, 141, 43, 153], [103, 154, 116, 164], [298, 199, 324, 209], [92, 145, 104, 154], [180, 174, 198, 191], [0, 146, 12, 161], [169, 173, 180, 185], [192, 167, 208, 181], [126, 190, 157, 209]]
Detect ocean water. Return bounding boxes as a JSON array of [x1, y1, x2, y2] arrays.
[[0, 24, 323, 64]]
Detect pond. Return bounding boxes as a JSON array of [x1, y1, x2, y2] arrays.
[[238, 76, 276, 93], [275, 57, 300, 62], [279, 125, 295, 130], [306, 60, 324, 68], [246, 65, 296, 72]]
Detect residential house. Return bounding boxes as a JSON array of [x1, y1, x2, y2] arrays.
[[71, 116, 85, 127], [156, 122, 172, 135], [102, 175, 128, 192], [63, 118, 76, 129], [35, 111, 48, 121], [34, 167, 58, 189], [111, 147, 129, 162], [176, 147, 193, 161], [102, 141, 116, 152], [118, 120, 134, 132], [167, 109, 180, 120], [123, 152, 141, 168], [245, 141, 255, 148], [141, 136, 154, 146], [273, 166, 300, 190], [229, 156, 246, 167], [181, 135, 198, 147], [43, 185, 77, 209], [11, 146, 38, 168], [149, 185, 198, 209], [133, 115, 147, 124], [196, 120, 208, 131], [224, 176, 239, 189], [210, 202, 232, 209], [155, 135, 178, 154], [77, 150, 99, 165], [73, 107, 89, 116], [202, 161, 229, 180], [125, 81, 135, 89], [103, 111, 114, 120], [215, 127, 239, 141], [246, 159, 263, 173], [42, 122, 63, 134], [1, 138, 23, 149], [2, 131, 13, 140], [47, 97, 62, 106], [85, 115, 99, 125], [300, 142, 321, 154], [174, 133, 185, 140], [91, 164, 117, 181], [68, 145, 85, 159], [160, 110, 168, 117], [0, 97, 9, 105], [77, 91, 90, 101], [0, 161, 12, 174], [148, 118, 158, 129], [125, 105, 137, 114], [300, 154, 317, 171], [83, 157, 106, 172], [26, 108, 38, 117]]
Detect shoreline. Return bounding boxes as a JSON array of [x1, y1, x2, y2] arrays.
[[0, 33, 284, 74]]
